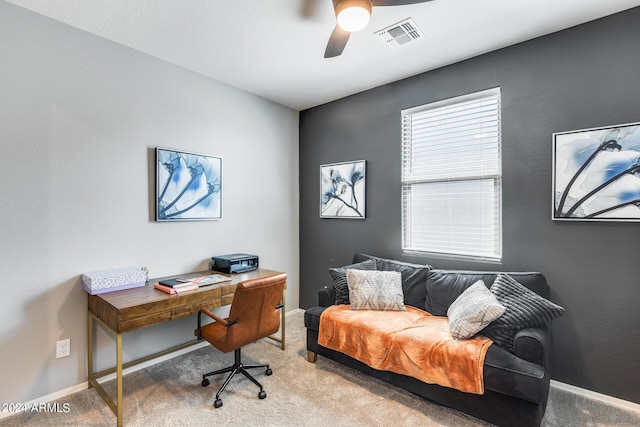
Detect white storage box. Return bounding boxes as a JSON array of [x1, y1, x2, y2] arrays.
[[82, 267, 147, 295]]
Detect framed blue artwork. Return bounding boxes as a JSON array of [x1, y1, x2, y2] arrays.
[[320, 159, 366, 219], [553, 122, 640, 221], [156, 147, 222, 221]]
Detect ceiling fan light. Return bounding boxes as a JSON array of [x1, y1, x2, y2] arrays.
[[335, 0, 372, 32]]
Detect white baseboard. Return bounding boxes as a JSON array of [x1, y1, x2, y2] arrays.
[[2, 308, 303, 420], [551, 380, 640, 413], [95, 309, 302, 382], [28, 308, 640, 423], [285, 308, 304, 317], [0, 340, 211, 420], [6, 377, 638, 421], [97, 340, 211, 383], [10, 375, 637, 421], [0, 382, 89, 419]]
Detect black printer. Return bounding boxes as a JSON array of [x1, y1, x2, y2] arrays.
[[210, 253, 259, 273]]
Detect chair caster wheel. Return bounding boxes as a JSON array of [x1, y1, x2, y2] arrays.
[[214, 399, 223, 408], [265, 368, 273, 376], [201, 378, 210, 387], [258, 390, 267, 399]]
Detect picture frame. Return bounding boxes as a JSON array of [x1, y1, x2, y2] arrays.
[[320, 160, 366, 219], [155, 147, 222, 221], [552, 122, 640, 221]]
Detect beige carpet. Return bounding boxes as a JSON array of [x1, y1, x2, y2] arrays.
[[2, 310, 640, 426]]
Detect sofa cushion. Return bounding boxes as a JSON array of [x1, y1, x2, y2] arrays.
[[426, 270, 488, 316], [329, 259, 377, 305], [426, 270, 550, 316], [352, 253, 431, 309], [447, 280, 505, 339], [482, 274, 564, 352], [347, 270, 406, 311]]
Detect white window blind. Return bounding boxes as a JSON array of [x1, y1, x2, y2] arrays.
[[401, 88, 502, 261]]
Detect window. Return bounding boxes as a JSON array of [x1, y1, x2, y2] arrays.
[[401, 88, 502, 261]]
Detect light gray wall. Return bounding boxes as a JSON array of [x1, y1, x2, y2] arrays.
[[0, 2, 299, 405], [299, 8, 640, 403]]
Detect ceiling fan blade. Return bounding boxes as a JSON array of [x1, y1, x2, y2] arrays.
[[299, 0, 318, 19], [372, 0, 433, 6], [324, 25, 351, 58]]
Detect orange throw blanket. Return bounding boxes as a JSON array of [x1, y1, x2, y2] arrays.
[[318, 305, 492, 394]]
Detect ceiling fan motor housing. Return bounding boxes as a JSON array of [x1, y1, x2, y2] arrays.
[[334, 0, 373, 32]]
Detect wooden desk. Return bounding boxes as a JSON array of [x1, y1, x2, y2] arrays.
[[87, 268, 286, 427]]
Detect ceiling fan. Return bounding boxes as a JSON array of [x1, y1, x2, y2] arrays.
[[324, 0, 433, 58]]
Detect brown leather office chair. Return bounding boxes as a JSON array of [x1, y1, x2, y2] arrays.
[[195, 272, 286, 408]]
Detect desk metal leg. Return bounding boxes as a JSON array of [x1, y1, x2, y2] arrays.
[[87, 314, 93, 390], [267, 290, 286, 350], [116, 333, 123, 427], [281, 291, 286, 350], [87, 312, 124, 427], [88, 311, 206, 426]]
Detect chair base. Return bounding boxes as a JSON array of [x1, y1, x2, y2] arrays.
[[201, 347, 272, 408]]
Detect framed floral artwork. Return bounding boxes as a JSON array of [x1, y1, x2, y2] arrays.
[[320, 160, 366, 219], [553, 122, 640, 221], [156, 147, 222, 221]]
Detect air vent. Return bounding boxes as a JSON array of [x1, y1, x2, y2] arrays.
[[375, 18, 423, 48]]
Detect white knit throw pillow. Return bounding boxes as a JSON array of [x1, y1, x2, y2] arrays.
[[346, 269, 406, 311], [447, 280, 505, 340]]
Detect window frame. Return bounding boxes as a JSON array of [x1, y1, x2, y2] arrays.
[[401, 87, 503, 262]]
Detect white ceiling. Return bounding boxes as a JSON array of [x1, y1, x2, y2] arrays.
[[6, 0, 640, 110]]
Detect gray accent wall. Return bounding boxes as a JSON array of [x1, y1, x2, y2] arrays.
[[0, 2, 299, 405], [300, 8, 640, 403]]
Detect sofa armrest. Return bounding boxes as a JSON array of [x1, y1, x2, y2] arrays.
[[513, 327, 549, 367], [319, 285, 336, 307]]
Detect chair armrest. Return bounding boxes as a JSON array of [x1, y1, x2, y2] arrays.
[[199, 307, 228, 325], [319, 285, 336, 307], [195, 307, 239, 340], [513, 326, 550, 366]]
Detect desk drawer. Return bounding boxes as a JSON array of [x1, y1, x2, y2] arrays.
[[171, 300, 223, 319], [120, 301, 218, 331], [221, 293, 234, 306], [119, 311, 173, 333]]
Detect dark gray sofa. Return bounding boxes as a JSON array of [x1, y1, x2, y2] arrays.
[[305, 253, 555, 427]]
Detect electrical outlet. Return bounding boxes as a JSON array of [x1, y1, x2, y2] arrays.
[[56, 338, 70, 358]]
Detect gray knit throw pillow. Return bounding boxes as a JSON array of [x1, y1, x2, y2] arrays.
[[482, 273, 564, 352]]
